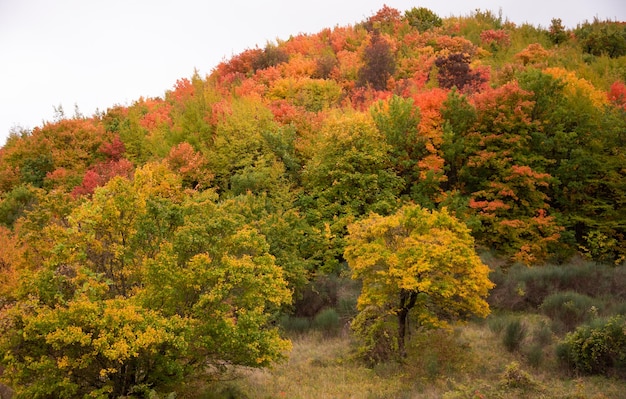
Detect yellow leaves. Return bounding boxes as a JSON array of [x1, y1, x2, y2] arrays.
[[543, 67, 609, 109], [346, 204, 494, 327]]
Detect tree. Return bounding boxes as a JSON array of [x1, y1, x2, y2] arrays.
[[548, 18, 568, 45], [404, 7, 442, 32], [434, 52, 486, 93], [300, 110, 403, 271], [0, 163, 292, 397], [345, 205, 493, 361], [357, 30, 396, 91]]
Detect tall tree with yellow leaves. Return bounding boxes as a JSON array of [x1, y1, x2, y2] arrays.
[[345, 204, 493, 361]]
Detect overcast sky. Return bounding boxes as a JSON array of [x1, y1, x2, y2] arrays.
[[1, 0, 624, 147]]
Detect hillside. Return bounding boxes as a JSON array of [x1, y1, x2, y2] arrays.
[[1, 6, 625, 398]]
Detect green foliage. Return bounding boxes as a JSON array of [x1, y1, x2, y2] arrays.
[[300, 110, 403, 271], [312, 308, 341, 336], [404, 7, 443, 32], [0, 184, 38, 228], [575, 20, 626, 58], [548, 18, 568, 45], [502, 318, 527, 352], [0, 164, 292, 397], [252, 42, 289, 71], [540, 291, 600, 332], [0, 296, 188, 399], [2, 6, 626, 396], [557, 315, 626, 375]]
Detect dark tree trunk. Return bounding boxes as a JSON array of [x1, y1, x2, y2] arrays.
[[397, 290, 418, 357]]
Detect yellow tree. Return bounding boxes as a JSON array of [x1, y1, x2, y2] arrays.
[[345, 204, 493, 360]]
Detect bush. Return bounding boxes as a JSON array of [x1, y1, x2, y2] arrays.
[[540, 291, 599, 332], [280, 315, 311, 334], [526, 344, 544, 368], [489, 261, 626, 312], [503, 318, 527, 352], [312, 308, 341, 336], [500, 362, 540, 391], [557, 315, 626, 376]]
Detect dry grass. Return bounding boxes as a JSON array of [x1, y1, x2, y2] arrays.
[[183, 320, 625, 399]]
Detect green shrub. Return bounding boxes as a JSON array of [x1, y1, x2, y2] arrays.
[[557, 315, 626, 375], [280, 315, 311, 334], [500, 362, 540, 391], [526, 344, 544, 368], [312, 308, 341, 335], [531, 320, 553, 346], [487, 314, 510, 335], [337, 296, 358, 322], [540, 291, 599, 332], [488, 261, 626, 312], [503, 318, 527, 352]]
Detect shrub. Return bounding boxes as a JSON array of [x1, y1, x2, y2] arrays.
[[487, 313, 511, 335], [312, 308, 341, 335], [280, 315, 311, 334], [503, 318, 527, 352], [526, 344, 544, 368], [532, 320, 553, 346], [489, 261, 626, 312], [557, 315, 626, 375], [540, 291, 599, 332], [500, 362, 540, 391]]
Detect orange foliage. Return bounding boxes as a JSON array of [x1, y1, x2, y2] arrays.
[[268, 100, 301, 124], [165, 142, 212, 189], [138, 98, 173, 131], [515, 43, 550, 66], [280, 54, 317, 78], [0, 226, 22, 299], [169, 78, 195, 102]]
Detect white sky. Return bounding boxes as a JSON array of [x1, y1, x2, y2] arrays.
[[1, 0, 624, 147]]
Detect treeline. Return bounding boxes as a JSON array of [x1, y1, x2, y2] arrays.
[[0, 6, 625, 397]]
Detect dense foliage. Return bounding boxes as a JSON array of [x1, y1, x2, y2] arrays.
[[345, 205, 493, 361], [1, 6, 625, 397]]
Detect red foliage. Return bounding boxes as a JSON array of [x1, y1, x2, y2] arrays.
[[268, 100, 300, 124], [480, 29, 511, 49], [71, 159, 134, 198], [98, 136, 126, 161], [608, 81, 626, 110]]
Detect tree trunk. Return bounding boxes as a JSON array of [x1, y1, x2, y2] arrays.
[[397, 290, 418, 358]]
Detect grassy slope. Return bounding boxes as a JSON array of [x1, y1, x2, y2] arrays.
[[184, 321, 623, 399]]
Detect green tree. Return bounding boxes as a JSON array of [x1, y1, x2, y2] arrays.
[[300, 110, 403, 271], [0, 163, 292, 397], [404, 7, 442, 32], [371, 95, 425, 199], [345, 205, 493, 361]]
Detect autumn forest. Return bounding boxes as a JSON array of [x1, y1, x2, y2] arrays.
[[1, 6, 625, 398]]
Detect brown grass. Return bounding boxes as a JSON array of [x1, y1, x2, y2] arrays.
[[182, 320, 625, 399]]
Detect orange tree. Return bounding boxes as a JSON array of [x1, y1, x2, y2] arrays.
[[344, 204, 493, 361]]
